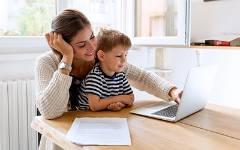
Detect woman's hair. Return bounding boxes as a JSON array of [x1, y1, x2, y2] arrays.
[[96, 28, 132, 53], [51, 9, 91, 55]]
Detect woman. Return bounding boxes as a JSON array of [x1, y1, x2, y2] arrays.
[[35, 9, 181, 150]]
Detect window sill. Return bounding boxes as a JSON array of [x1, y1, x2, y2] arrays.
[[189, 45, 240, 50], [0, 36, 50, 54]]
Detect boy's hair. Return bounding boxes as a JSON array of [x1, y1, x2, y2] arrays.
[[96, 28, 132, 53]]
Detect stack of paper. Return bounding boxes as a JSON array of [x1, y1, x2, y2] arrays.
[[66, 118, 131, 145]]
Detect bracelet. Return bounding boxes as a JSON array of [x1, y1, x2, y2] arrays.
[[58, 61, 72, 72]]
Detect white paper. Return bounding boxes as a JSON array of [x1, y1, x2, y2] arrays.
[[66, 117, 131, 145]]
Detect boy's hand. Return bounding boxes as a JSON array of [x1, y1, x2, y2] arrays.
[[120, 94, 134, 106], [107, 102, 126, 111]]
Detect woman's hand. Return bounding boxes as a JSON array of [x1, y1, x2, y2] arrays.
[[45, 32, 74, 62], [169, 87, 183, 104], [107, 102, 126, 111]]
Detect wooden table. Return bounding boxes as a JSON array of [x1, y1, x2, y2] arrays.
[[180, 104, 240, 140], [31, 99, 240, 150]]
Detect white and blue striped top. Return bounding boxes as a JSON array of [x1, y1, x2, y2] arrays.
[[69, 63, 133, 110]]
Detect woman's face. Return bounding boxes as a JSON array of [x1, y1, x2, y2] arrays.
[[70, 26, 97, 62]]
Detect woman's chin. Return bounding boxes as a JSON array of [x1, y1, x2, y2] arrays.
[[85, 56, 95, 61]]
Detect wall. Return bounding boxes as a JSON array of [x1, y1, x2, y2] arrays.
[[128, 48, 161, 100], [162, 47, 240, 109], [128, 44, 240, 109], [191, 0, 240, 42], [189, 0, 240, 108], [0, 53, 42, 150], [197, 49, 240, 108], [0, 53, 39, 80]]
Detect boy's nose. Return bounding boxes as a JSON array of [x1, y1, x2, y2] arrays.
[[121, 56, 127, 63]]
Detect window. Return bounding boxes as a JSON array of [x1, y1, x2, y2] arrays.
[[0, 0, 56, 53], [0, 0, 55, 36], [135, 0, 177, 37], [125, 0, 190, 46], [58, 0, 123, 34], [0, 0, 190, 54]]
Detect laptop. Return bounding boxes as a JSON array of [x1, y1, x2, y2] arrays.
[[130, 66, 217, 122]]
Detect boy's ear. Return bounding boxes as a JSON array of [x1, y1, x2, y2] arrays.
[[97, 50, 105, 61]]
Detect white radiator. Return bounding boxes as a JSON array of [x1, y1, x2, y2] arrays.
[[0, 80, 38, 150]]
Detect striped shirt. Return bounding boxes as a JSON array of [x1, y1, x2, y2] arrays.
[[69, 63, 133, 110]]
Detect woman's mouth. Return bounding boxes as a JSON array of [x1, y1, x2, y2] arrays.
[[85, 52, 94, 56]]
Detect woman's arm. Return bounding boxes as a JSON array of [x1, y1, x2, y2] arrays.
[[35, 53, 72, 119], [124, 63, 176, 101], [87, 94, 134, 111]]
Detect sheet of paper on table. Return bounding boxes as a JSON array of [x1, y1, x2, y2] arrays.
[[66, 117, 131, 145]]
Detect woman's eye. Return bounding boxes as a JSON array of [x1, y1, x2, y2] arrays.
[[90, 35, 95, 40], [78, 44, 85, 48]]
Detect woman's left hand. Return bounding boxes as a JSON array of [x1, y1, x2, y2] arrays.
[[169, 87, 183, 104]]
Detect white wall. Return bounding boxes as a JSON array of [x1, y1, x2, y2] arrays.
[[128, 48, 162, 100], [162, 48, 198, 88], [0, 53, 40, 150], [162, 47, 240, 109], [187, 0, 240, 108], [197, 49, 240, 108], [128, 45, 240, 109], [0, 53, 40, 80], [191, 0, 240, 42]]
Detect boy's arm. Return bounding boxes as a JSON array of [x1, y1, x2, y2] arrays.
[[87, 94, 134, 111], [107, 93, 134, 111], [122, 74, 135, 106], [107, 102, 126, 111], [125, 93, 134, 106], [106, 75, 135, 111]]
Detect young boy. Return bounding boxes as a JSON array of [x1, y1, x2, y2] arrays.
[[82, 28, 134, 111]]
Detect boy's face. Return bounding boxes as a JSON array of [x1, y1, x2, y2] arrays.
[[101, 45, 128, 73]]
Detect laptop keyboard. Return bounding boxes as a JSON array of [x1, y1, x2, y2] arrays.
[[152, 104, 178, 118]]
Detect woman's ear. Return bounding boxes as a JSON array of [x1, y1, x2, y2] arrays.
[[97, 50, 105, 61]]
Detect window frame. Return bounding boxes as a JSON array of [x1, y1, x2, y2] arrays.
[[0, 1, 57, 54], [0, 36, 50, 54], [0, 0, 124, 54], [125, 0, 190, 47], [0, 0, 191, 54], [57, 0, 125, 32]]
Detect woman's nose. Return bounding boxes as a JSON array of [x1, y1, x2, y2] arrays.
[[86, 40, 96, 51]]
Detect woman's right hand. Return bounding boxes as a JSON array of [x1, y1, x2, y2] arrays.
[[45, 32, 74, 61]]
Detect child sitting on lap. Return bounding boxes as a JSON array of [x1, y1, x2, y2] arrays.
[[81, 28, 134, 111]]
